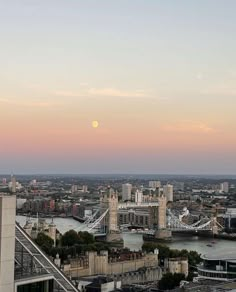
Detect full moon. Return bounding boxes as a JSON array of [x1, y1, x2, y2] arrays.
[[92, 120, 99, 128]]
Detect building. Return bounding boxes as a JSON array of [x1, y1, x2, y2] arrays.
[[135, 190, 143, 204], [0, 194, 79, 292], [220, 182, 229, 193], [149, 181, 161, 189], [10, 175, 17, 193], [63, 249, 160, 279], [118, 209, 150, 228], [23, 218, 57, 246], [82, 185, 88, 193], [165, 258, 189, 277], [197, 251, 236, 281], [163, 184, 174, 202], [122, 184, 132, 201], [81, 277, 121, 292], [72, 185, 78, 193]]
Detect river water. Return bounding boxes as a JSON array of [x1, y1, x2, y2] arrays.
[[16, 216, 236, 256]]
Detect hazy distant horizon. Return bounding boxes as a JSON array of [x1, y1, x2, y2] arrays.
[[0, 172, 236, 178]]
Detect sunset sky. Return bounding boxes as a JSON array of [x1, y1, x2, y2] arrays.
[[1, 0, 236, 174]]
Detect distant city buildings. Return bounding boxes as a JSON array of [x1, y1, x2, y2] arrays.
[[71, 184, 88, 194], [71, 184, 78, 193], [149, 180, 161, 189], [122, 183, 132, 201]]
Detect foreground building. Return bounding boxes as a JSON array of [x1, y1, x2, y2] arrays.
[[197, 251, 236, 281], [0, 194, 79, 292]]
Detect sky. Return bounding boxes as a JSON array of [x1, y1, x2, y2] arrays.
[[0, 0, 236, 174]]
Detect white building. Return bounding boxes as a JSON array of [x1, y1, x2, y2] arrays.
[[149, 181, 161, 189], [122, 183, 132, 201], [135, 190, 143, 204], [8, 176, 22, 193], [220, 182, 229, 193], [163, 184, 173, 202]]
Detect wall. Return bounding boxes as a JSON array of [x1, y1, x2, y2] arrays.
[[111, 266, 162, 285], [63, 251, 159, 280], [168, 258, 189, 277], [0, 195, 16, 292]]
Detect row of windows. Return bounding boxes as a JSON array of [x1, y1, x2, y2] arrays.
[[17, 280, 54, 292], [199, 270, 236, 279], [119, 214, 149, 225]]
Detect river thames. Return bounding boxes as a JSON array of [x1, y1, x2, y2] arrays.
[[16, 215, 236, 256]]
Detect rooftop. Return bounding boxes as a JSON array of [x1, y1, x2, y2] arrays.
[[202, 250, 236, 261]]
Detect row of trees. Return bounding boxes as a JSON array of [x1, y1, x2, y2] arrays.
[[34, 230, 110, 262]]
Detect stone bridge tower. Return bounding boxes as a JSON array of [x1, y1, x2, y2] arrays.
[[155, 193, 172, 240], [100, 188, 123, 245]]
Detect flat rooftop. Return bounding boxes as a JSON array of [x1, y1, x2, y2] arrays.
[[202, 250, 236, 261]]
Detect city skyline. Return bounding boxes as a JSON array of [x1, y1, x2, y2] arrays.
[[1, 1, 236, 174]]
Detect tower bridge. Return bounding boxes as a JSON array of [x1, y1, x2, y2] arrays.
[[80, 188, 223, 242]]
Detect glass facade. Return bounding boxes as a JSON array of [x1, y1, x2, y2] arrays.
[[198, 258, 236, 280], [17, 280, 54, 292]]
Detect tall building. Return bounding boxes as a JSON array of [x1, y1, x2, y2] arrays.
[[0, 195, 16, 292], [163, 184, 174, 202], [10, 175, 16, 193], [149, 181, 161, 189], [135, 190, 143, 204], [220, 182, 229, 193], [0, 194, 79, 292], [122, 183, 132, 201]]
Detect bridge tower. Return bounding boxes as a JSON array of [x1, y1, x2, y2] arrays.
[[211, 217, 221, 235], [154, 193, 172, 240], [100, 188, 123, 245]]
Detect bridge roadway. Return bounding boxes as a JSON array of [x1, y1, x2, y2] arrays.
[[118, 202, 159, 209]]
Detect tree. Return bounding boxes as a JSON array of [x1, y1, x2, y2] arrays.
[[188, 250, 201, 268], [61, 230, 79, 246], [142, 242, 171, 259], [35, 233, 54, 253], [158, 273, 185, 290], [78, 231, 95, 244]]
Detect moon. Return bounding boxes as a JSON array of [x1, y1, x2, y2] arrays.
[[92, 120, 99, 128]]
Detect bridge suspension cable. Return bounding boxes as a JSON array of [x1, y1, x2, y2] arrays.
[[167, 209, 222, 231], [87, 209, 109, 232]]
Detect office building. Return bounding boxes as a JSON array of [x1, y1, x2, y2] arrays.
[[0, 194, 79, 292], [11, 175, 16, 193], [135, 190, 143, 204], [163, 184, 174, 202], [122, 183, 132, 201], [220, 182, 229, 193]]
